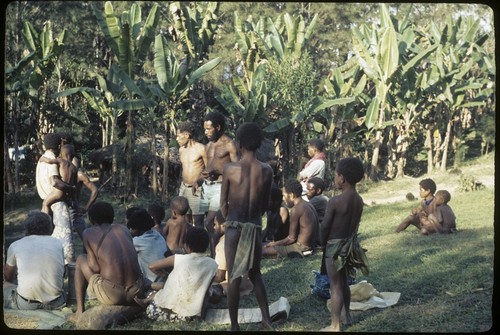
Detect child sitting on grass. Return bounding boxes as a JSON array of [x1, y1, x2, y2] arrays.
[[395, 178, 438, 234], [163, 196, 191, 256], [421, 190, 457, 235]]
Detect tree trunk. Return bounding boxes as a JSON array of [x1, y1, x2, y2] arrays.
[[111, 112, 118, 192], [125, 110, 134, 200], [161, 117, 169, 203], [440, 119, 453, 172], [425, 126, 433, 175], [150, 123, 158, 196]]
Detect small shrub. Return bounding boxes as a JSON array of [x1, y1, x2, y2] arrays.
[[458, 174, 483, 192]]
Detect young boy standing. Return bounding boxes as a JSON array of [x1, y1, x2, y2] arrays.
[[320, 157, 369, 331]]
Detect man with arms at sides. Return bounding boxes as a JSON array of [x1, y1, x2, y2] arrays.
[[320, 157, 369, 331], [193, 111, 238, 257], [68, 201, 145, 323], [305, 176, 329, 247], [220, 122, 274, 331], [36, 133, 75, 265], [263, 179, 318, 258], [176, 121, 207, 228], [4, 211, 66, 310]]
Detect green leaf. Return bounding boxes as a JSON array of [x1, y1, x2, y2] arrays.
[[263, 118, 290, 133], [365, 97, 380, 130]]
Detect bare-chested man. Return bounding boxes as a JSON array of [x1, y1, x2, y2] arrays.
[[176, 121, 207, 227], [263, 179, 317, 258], [193, 111, 238, 257], [220, 122, 273, 331], [68, 201, 145, 322]]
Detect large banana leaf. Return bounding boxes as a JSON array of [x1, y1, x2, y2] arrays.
[[365, 97, 380, 130]]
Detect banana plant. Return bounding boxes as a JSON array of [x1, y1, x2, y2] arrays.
[[5, 20, 66, 193], [351, 3, 400, 180], [90, 1, 160, 197], [152, 2, 222, 201], [418, 15, 493, 171]]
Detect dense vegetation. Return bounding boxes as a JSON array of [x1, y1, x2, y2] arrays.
[[4, 1, 495, 207]]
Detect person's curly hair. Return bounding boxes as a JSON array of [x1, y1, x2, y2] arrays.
[[284, 179, 303, 198], [127, 208, 155, 232], [43, 133, 61, 150], [204, 111, 226, 132], [148, 203, 165, 224], [177, 121, 196, 138], [419, 178, 437, 195], [88, 202, 115, 224], [435, 190, 451, 204], [336, 158, 364, 185], [185, 226, 209, 253], [24, 211, 53, 236], [236, 122, 263, 151], [307, 177, 326, 191]]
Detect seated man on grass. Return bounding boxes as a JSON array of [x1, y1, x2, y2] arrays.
[[263, 179, 317, 258], [68, 202, 145, 323], [4, 211, 66, 310]]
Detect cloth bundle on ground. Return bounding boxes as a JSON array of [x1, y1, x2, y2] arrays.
[[325, 281, 401, 311]]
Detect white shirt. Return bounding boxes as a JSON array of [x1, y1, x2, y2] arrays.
[[6, 235, 65, 303], [153, 253, 217, 317], [36, 150, 59, 199]]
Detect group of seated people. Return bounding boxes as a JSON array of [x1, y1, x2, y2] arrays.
[[4, 174, 456, 326]]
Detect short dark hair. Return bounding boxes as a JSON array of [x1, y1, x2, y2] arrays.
[[127, 208, 155, 232], [88, 201, 114, 224], [24, 211, 53, 236], [177, 122, 196, 137], [308, 139, 324, 152], [236, 122, 263, 151], [148, 203, 165, 224], [284, 179, 303, 198], [204, 111, 226, 132], [171, 196, 190, 216], [307, 177, 326, 191], [336, 157, 364, 185], [126, 206, 142, 220], [43, 133, 61, 150], [419, 178, 437, 195], [436, 190, 451, 204], [185, 226, 209, 253], [60, 144, 75, 158], [59, 132, 73, 144]]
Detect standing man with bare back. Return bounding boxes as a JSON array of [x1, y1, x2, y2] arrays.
[[176, 121, 207, 227], [194, 111, 238, 257], [220, 122, 273, 331]]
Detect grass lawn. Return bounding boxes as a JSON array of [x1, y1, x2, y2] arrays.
[[3, 154, 495, 332]]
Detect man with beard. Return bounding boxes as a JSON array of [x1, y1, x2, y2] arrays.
[[193, 111, 238, 257]]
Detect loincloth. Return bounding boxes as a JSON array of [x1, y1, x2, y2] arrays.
[[325, 234, 369, 277], [225, 221, 260, 281]]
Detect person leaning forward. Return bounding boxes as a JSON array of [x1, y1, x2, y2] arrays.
[[68, 202, 145, 323]]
